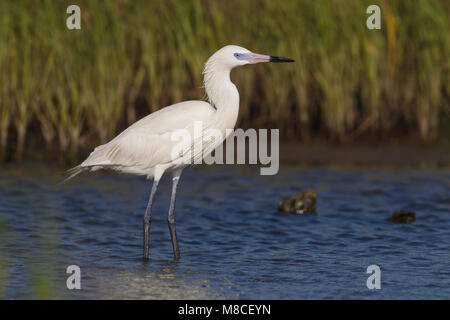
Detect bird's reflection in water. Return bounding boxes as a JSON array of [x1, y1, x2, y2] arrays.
[[88, 265, 224, 299]]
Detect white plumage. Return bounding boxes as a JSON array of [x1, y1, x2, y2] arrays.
[[65, 45, 293, 260], [74, 100, 217, 178]]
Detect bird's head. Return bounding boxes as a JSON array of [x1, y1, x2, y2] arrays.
[[203, 45, 294, 106], [207, 45, 294, 71]]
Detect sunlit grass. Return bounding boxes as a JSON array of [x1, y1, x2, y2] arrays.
[[0, 0, 448, 162]]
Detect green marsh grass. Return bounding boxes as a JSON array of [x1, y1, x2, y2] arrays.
[[0, 0, 448, 162]]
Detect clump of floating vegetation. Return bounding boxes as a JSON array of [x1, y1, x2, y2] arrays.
[[0, 0, 448, 162]]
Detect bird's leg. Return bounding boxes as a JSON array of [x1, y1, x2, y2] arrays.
[[143, 178, 160, 260], [168, 170, 182, 260]]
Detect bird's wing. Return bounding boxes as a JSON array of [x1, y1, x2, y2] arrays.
[[80, 100, 216, 170]]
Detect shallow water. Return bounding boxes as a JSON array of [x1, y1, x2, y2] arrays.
[[0, 163, 448, 299]]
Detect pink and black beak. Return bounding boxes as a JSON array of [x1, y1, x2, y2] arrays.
[[235, 52, 294, 64], [269, 55, 295, 63]]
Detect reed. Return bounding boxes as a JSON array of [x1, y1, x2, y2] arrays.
[[0, 0, 448, 162]]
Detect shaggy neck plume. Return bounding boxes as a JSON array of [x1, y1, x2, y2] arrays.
[[202, 56, 240, 128]]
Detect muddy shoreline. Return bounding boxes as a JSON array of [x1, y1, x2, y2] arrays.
[[280, 142, 450, 167], [2, 141, 450, 168]]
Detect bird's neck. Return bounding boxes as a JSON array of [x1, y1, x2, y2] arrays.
[[203, 65, 240, 129]]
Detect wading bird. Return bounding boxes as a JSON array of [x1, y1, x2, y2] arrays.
[[66, 45, 293, 260]]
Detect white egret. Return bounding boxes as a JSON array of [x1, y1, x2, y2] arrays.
[[66, 45, 293, 260]]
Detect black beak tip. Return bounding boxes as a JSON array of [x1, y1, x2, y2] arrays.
[[270, 56, 295, 63]]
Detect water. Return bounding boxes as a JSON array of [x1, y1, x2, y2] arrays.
[[0, 163, 448, 299]]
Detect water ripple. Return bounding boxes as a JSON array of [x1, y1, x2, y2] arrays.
[[0, 164, 448, 299]]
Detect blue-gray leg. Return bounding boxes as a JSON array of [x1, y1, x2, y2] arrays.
[[168, 170, 182, 260], [143, 178, 160, 260]]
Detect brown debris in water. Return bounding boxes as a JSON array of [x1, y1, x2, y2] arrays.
[[278, 189, 317, 214], [388, 210, 416, 223]]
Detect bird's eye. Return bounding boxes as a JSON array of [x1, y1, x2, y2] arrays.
[[234, 53, 240, 58]]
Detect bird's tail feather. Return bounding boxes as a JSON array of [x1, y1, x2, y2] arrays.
[[60, 165, 85, 184]]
